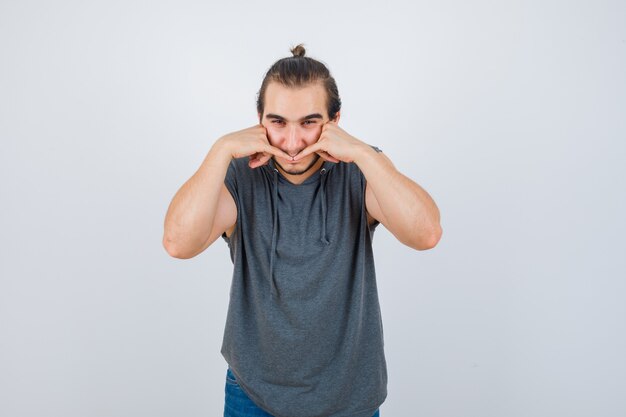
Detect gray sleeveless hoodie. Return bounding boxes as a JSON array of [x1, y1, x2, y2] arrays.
[[221, 156, 387, 417]]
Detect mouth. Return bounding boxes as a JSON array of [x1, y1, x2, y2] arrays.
[[273, 154, 321, 176], [279, 153, 304, 164]]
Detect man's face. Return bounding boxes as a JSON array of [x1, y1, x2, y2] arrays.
[[260, 81, 333, 176]]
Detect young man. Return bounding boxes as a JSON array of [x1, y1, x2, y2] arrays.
[[163, 45, 442, 417]]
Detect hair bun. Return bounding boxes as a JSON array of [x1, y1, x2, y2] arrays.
[[290, 44, 306, 57]]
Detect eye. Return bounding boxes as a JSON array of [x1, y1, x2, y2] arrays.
[[271, 120, 285, 125], [302, 120, 316, 126]]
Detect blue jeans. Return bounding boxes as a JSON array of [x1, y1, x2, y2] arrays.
[[224, 368, 380, 417]]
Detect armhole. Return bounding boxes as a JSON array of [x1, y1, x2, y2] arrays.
[[221, 161, 239, 243], [365, 145, 382, 230], [223, 222, 236, 239], [221, 192, 238, 243], [359, 166, 380, 232]]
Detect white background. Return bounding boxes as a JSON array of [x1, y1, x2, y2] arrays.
[[1, 0, 625, 416]]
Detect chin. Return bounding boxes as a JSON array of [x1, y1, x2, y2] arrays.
[[275, 154, 320, 176]]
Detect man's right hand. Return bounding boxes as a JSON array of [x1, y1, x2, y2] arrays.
[[216, 124, 291, 169]]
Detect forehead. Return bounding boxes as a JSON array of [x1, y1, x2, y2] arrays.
[[263, 81, 328, 119]]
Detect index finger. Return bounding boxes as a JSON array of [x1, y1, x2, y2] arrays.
[[293, 142, 322, 161], [263, 144, 292, 161]]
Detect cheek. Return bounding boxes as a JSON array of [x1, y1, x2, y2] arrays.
[[265, 129, 280, 146], [304, 128, 322, 144]]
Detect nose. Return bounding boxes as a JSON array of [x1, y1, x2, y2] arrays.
[[283, 125, 301, 157]]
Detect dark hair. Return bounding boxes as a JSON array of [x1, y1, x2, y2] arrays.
[[256, 44, 341, 120]]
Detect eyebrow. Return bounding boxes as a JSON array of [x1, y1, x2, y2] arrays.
[[265, 113, 324, 122]]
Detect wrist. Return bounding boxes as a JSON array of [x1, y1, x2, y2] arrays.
[[203, 137, 235, 170], [211, 136, 235, 161], [353, 142, 382, 166]]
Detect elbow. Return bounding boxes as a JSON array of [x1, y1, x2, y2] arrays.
[[409, 224, 443, 251], [163, 235, 196, 259], [426, 224, 443, 249]]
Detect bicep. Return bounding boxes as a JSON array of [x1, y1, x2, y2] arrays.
[[364, 151, 396, 228], [200, 183, 237, 251]]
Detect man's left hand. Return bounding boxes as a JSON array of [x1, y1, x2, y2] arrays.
[[293, 122, 367, 164]]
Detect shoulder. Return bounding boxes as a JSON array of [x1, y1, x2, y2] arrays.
[[328, 161, 362, 179], [326, 162, 366, 195], [344, 161, 367, 185], [227, 156, 250, 175], [226, 157, 271, 182]]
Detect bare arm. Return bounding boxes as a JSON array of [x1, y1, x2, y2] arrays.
[[359, 147, 442, 250], [162, 125, 291, 259], [162, 141, 235, 259], [294, 121, 442, 251]]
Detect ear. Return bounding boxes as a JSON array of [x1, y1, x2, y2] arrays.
[[258, 112, 262, 124], [331, 111, 341, 124]]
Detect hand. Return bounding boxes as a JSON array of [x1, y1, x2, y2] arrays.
[[293, 122, 367, 164], [217, 124, 292, 168]]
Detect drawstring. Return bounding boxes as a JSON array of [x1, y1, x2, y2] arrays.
[[268, 162, 331, 299], [320, 168, 330, 245], [270, 167, 279, 299]]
